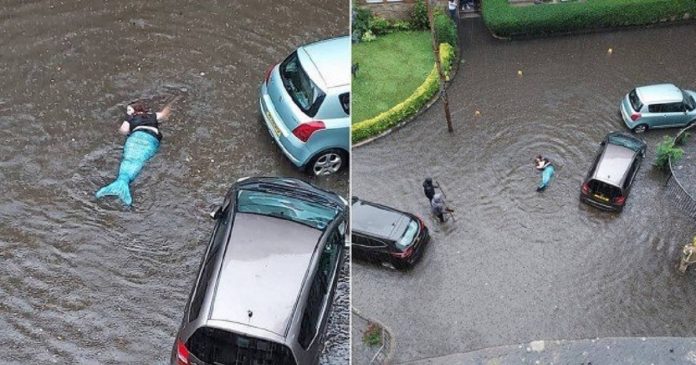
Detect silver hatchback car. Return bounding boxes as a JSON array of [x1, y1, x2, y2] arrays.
[[620, 83, 696, 133], [260, 36, 350, 176], [171, 177, 348, 365]]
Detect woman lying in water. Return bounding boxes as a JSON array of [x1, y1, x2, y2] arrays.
[[96, 98, 178, 205], [534, 155, 555, 192]]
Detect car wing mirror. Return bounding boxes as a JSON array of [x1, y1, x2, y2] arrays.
[[209, 205, 222, 219]]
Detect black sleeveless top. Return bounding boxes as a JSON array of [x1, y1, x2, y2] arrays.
[[128, 113, 162, 141]]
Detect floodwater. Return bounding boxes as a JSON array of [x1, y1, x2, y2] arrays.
[[352, 19, 696, 363], [0, 1, 348, 364]]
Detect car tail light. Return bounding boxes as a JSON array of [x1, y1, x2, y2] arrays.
[[176, 339, 190, 365], [264, 64, 276, 84], [292, 121, 325, 142], [581, 182, 590, 195], [630, 112, 641, 121], [391, 246, 414, 259], [613, 195, 626, 205]]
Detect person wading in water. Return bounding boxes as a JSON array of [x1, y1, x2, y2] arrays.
[[423, 177, 439, 203]]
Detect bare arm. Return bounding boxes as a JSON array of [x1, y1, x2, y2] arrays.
[[156, 96, 182, 122], [119, 121, 130, 135]]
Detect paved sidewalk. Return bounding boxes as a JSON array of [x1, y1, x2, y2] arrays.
[[405, 337, 696, 365]]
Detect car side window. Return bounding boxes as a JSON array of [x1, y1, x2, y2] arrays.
[[298, 229, 342, 349], [648, 104, 664, 113], [663, 102, 684, 113], [188, 210, 230, 322], [352, 234, 385, 247], [339, 93, 350, 115], [650, 103, 683, 113]]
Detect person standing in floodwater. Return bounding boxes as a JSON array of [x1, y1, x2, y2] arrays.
[[431, 193, 447, 223], [423, 177, 439, 203]]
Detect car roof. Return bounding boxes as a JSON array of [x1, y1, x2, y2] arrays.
[[298, 36, 350, 89], [208, 212, 322, 338], [351, 199, 411, 241], [636, 84, 683, 104], [592, 143, 636, 186]]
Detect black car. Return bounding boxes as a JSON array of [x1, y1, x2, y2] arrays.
[[351, 197, 429, 270], [580, 132, 647, 212], [172, 177, 348, 365]]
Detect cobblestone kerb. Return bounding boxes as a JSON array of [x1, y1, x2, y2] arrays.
[[668, 123, 696, 220]]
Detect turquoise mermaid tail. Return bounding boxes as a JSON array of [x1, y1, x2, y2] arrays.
[[537, 165, 555, 192], [96, 131, 160, 205]]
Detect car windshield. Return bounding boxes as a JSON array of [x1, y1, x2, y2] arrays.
[[396, 219, 418, 250], [683, 90, 695, 111], [237, 189, 338, 230], [607, 134, 644, 153], [280, 51, 325, 117], [629, 89, 643, 111]]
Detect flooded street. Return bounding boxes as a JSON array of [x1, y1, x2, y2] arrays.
[[352, 19, 696, 363], [0, 1, 348, 364]]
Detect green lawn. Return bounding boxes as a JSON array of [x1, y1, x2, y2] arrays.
[[352, 31, 434, 124]]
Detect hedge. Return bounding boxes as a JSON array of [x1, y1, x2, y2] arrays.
[[352, 43, 455, 143], [483, 0, 696, 38]]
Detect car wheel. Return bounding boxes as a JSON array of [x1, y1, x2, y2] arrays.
[[632, 124, 648, 134], [307, 149, 347, 176]]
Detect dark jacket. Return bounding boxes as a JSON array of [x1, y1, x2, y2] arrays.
[[423, 180, 436, 201]]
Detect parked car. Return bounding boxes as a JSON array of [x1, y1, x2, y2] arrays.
[[171, 177, 348, 365], [351, 197, 429, 270], [620, 83, 696, 133], [259, 36, 350, 176], [580, 132, 646, 212]]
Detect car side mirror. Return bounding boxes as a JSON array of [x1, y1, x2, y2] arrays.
[[209, 205, 222, 219]]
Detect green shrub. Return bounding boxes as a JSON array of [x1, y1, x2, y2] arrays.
[[482, 0, 696, 38], [362, 323, 383, 347], [361, 30, 377, 42], [434, 11, 458, 48], [392, 19, 414, 31], [353, 6, 372, 36], [655, 135, 684, 170], [370, 16, 391, 35], [411, 0, 429, 30], [353, 43, 455, 143]]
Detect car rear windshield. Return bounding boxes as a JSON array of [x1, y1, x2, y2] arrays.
[[396, 219, 418, 250], [237, 189, 338, 230], [588, 179, 622, 198], [187, 327, 296, 365], [629, 89, 643, 111], [280, 51, 325, 117], [607, 134, 644, 153]]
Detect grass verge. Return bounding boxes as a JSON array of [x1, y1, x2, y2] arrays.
[[352, 31, 434, 124]]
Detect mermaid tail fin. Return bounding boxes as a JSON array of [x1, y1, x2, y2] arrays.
[[538, 165, 555, 192], [96, 177, 132, 205]]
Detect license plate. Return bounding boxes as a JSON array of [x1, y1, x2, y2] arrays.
[[594, 194, 609, 202], [266, 111, 282, 137]]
